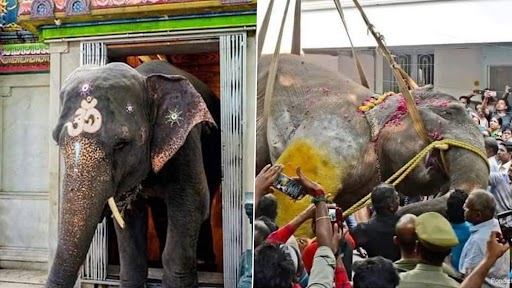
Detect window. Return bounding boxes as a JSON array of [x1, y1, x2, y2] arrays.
[[489, 66, 512, 94], [383, 52, 434, 93]]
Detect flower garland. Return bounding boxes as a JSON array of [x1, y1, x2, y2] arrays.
[[358, 91, 395, 113]]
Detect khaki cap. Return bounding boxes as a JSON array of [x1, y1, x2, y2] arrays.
[[416, 212, 459, 249]]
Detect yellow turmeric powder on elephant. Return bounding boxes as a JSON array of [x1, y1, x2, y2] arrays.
[[274, 139, 343, 237]]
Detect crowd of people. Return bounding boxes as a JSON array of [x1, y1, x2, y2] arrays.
[[253, 162, 511, 287], [252, 87, 512, 287], [462, 86, 512, 139]]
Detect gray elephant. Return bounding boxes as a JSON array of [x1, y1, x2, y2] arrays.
[[257, 54, 489, 236], [48, 60, 221, 287]]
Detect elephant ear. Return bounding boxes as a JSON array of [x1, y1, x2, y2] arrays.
[[146, 74, 216, 173], [364, 94, 404, 141]]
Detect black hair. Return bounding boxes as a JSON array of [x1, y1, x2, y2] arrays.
[[254, 241, 295, 288], [371, 183, 397, 215], [353, 256, 400, 288], [254, 220, 271, 249], [492, 116, 503, 126], [484, 137, 499, 155], [417, 242, 451, 266], [459, 96, 470, 102], [256, 194, 278, 222], [257, 216, 278, 233], [446, 190, 468, 224]]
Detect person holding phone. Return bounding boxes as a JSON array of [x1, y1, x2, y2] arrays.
[[459, 231, 510, 288], [293, 167, 351, 288]]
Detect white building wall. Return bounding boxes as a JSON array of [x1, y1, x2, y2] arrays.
[[259, 0, 512, 54], [434, 46, 481, 97]]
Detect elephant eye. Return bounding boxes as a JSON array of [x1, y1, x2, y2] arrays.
[[114, 141, 129, 151]]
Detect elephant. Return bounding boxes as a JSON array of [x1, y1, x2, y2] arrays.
[[256, 54, 489, 236], [48, 60, 221, 288]]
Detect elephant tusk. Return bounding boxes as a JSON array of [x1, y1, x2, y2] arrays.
[[434, 144, 449, 150], [108, 197, 125, 229]]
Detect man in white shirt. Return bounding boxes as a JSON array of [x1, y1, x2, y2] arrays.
[[497, 143, 512, 173]]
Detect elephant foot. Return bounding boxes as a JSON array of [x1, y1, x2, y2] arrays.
[[119, 279, 147, 288], [162, 271, 198, 288]]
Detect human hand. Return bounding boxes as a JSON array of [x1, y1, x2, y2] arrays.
[[506, 85, 510, 94], [255, 164, 283, 198], [484, 90, 491, 98], [331, 223, 344, 255], [302, 204, 317, 220], [303, 203, 336, 220], [485, 231, 510, 262], [293, 166, 324, 196]]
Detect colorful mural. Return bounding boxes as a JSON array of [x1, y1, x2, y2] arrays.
[[0, 42, 50, 73]]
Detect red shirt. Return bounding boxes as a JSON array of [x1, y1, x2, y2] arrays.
[[267, 224, 295, 244]]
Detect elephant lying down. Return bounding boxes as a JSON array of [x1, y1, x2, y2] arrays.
[[256, 54, 489, 236], [48, 60, 220, 288]]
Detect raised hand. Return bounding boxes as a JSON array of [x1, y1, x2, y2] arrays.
[[486, 231, 510, 262], [255, 164, 283, 198], [293, 166, 324, 196]]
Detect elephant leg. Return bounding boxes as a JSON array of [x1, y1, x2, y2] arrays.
[[211, 186, 223, 272], [161, 128, 209, 288], [114, 197, 148, 288]]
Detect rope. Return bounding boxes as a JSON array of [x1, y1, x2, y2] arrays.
[[342, 139, 489, 218]]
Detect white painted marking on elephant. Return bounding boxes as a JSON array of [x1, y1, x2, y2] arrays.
[[79, 81, 93, 97], [65, 97, 103, 137], [74, 141, 81, 167], [165, 108, 183, 127], [126, 103, 134, 114]]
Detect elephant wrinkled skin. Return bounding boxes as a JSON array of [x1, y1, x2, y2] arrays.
[[48, 60, 220, 288], [257, 54, 488, 236]]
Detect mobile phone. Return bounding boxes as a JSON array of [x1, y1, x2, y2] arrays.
[[473, 89, 485, 95], [273, 173, 305, 200], [328, 207, 343, 227], [508, 87, 512, 93], [497, 210, 512, 245], [488, 91, 497, 97]]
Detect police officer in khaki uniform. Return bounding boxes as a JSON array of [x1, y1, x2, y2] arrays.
[[398, 212, 460, 288]]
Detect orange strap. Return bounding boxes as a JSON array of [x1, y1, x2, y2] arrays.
[[332, 0, 369, 89], [351, 0, 429, 144], [257, 0, 275, 61]]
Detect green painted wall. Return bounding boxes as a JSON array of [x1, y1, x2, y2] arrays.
[[40, 14, 256, 40]]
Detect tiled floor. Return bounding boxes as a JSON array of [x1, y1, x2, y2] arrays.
[[0, 268, 223, 288]]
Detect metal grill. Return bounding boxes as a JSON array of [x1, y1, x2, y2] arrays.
[[383, 52, 434, 93], [79, 41, 109, 282], [220, 32, 247, 288]]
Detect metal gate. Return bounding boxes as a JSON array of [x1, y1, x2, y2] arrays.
[[79, 42, 109, 283], [74, 33, 249, 286], [220, 32, 247, 287]]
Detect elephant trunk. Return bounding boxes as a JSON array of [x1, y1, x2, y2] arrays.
[[446, 146, 489, 192], [47, 138, 113, 287], [397, 146, 489, 217]]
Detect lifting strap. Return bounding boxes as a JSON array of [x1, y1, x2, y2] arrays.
[[332, 0, 369, 89], [257, 0, 275, 61], [291, 0, 301, 55], [262, 0, 293, 149], [351, 0, 429, 144]]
